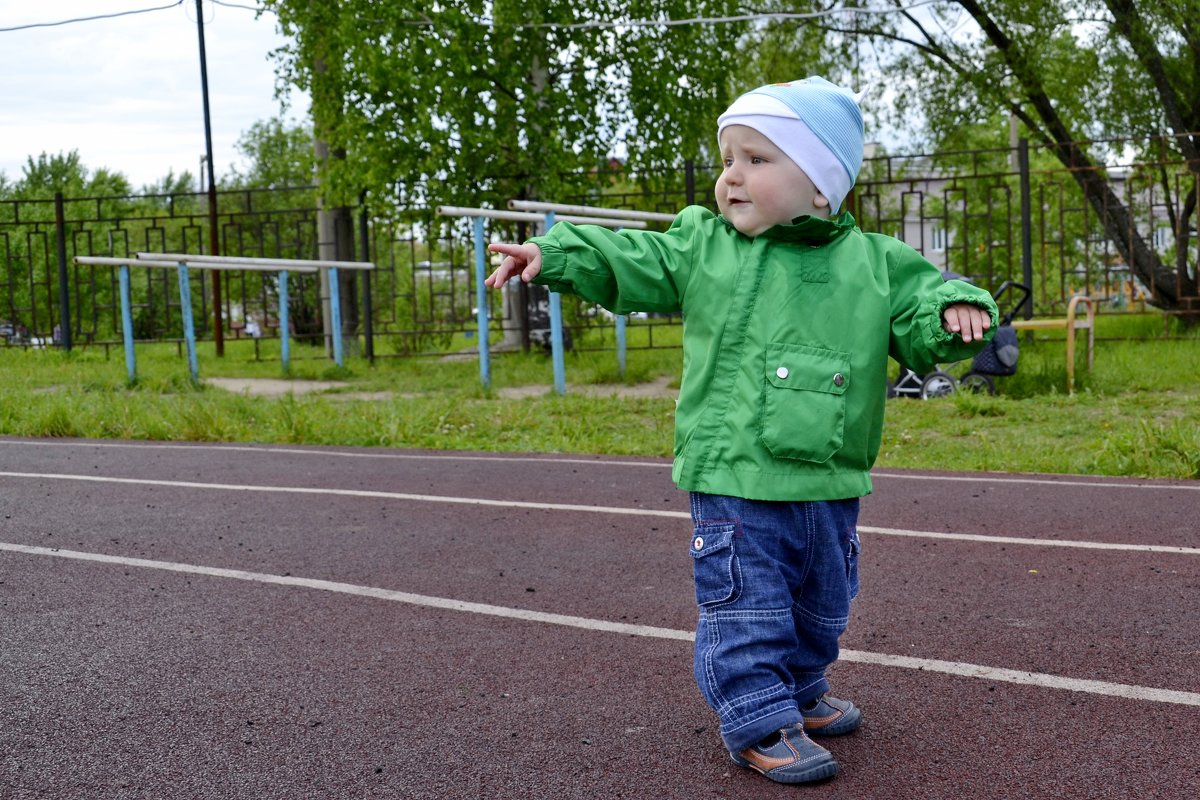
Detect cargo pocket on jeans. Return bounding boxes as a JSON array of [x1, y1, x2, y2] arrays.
[[759, 342, 851, 463], [690, 523, 739, 607]]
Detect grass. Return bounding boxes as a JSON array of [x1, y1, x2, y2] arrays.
[[1, 312, 1197, 479]]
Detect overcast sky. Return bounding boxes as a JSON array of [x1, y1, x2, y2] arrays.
[[1, 0, 305, 188]]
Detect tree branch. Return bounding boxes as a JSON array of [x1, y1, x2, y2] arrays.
[[1102, 0, 1200, 162]]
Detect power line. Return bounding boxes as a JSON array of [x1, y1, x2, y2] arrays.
[[211, 0, 266, 12], [385, 2, 943, 30], [0, 1, 185, 33], [1, 1, 937, 36], [517, 2, 942, 30]]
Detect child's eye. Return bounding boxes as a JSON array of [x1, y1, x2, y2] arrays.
[[723, 158, 734, 168], [750, 156, 765, 165]]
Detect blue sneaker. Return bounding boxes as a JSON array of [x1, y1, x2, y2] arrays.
[[802, 694, 862, 736], [730, 724, 838, 784]]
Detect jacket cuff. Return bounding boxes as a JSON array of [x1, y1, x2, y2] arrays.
[[922, 290, 1000, 345], [528, 237, 564, 288]]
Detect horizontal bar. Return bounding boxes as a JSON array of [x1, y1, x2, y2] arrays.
[[75, 256, 318, 273], [508, 200, 677, 223], [435, 206, 647, 229], [138, 252, 373, 271]]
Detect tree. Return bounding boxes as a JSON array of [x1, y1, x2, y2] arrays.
[[261, 1, 745, 212], [224, 117, 316, 191], [140, 169, 197, 198], [18, 151, 132, 198], [809, 0, 1200, 318]]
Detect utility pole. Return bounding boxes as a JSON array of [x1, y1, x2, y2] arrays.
[[195, 0, 224, 356]]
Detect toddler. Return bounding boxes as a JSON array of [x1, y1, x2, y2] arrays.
[[486, 76, 997, 784]]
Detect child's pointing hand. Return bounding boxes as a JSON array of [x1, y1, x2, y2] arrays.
[[485, 243, 543, 288]]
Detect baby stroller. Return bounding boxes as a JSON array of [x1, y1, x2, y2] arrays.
[[887, 280, 1028, 399]]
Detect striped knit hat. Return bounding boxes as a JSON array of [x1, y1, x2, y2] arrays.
[[717, 77, 866, 213]]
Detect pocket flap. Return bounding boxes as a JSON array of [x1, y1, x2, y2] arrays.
[[690, 523, 735, 559], [766, 343, 851, 395]]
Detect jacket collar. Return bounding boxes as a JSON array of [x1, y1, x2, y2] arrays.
[[720, 211, 857, 244]]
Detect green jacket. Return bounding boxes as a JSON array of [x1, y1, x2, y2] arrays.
[[531, 206, 998, 501]]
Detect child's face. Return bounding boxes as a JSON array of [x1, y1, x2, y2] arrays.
[[716, 125, 829, 236]]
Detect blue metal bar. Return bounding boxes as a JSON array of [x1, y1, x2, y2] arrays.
[[612, 225, 627, 379], [616, 314, 627, 378], [328, 267, 344, 366], [176, 263, 199, 382], [473, 215, 491, 389], [278, 270, 291, 372], [544, 211, 566, 395], [118, 264, 136, 383]]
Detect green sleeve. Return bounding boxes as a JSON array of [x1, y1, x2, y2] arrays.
[[885, 242, 1000, 375], [528, 207, 706, 315]]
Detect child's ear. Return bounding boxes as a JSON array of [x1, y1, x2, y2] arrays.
[[814, 194, 830, 209]]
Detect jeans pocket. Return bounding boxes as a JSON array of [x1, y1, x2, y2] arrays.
[[690, 523, 739, 607]]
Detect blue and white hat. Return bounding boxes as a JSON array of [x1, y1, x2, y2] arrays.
[[717, 77, 866, 213]]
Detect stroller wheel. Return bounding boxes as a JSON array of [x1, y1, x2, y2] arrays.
[[920, 370, 958, 399], [959, 373, 996, 395]]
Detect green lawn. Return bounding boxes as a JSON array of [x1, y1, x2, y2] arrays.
[[1, 313, 1197, 479]]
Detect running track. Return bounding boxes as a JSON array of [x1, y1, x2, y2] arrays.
[[1, 437, 1197, 799]]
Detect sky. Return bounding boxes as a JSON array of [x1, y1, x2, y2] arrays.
[[0, 0, 306, 188]]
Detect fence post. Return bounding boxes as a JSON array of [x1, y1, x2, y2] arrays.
[[359, 196, 374, 364], [328, 267, 344, 367], [118, 265, 136, 382], [544, 211, 567, 396], [54, 192, 72, 351], [473, 215, 491, 390], [279, 270, 291, 372], [685, 159, 696, 207], [176, 263, 200, 383], [1018, 138, 1034, 319]]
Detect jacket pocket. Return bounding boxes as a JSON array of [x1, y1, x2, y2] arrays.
[[689, 523, 739, 607], [759, 342, 851, 463]]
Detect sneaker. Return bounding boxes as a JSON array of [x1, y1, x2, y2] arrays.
[[802, 694, 862, 736], [730, 724, 838, 784]]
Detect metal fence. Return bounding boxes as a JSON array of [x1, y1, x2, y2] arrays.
[[3, 136, 1197, 356]]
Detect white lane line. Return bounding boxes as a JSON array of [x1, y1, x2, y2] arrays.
[[0, 471, 685, 518], [3, 540, 1197, 709], [5, 439, 1196, 490], [873, 471, 1200, 491], [838, 650, 1200, 707], [860, 526, 1200, 555], [3, 470, 1198, 555], [0, 440, 670, 468]]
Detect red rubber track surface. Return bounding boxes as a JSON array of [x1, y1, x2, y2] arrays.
[[1, 438, 1197, 799]]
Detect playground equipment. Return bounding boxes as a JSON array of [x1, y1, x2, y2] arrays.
[[73, 253, 373, 383], [435, 204, 675, 394]]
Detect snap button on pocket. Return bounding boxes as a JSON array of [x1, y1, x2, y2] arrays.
[[833, 372, 845, 387], [693, 536, 705, 550], [776, 366, 789, 380]]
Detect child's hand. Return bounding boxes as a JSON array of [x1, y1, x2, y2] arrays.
[[942, 302, 992, 343], [485, 243, 543, 287]]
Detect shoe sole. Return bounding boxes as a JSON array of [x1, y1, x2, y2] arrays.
[[730, 753, 839, 784], [805, 707, 863, 737]]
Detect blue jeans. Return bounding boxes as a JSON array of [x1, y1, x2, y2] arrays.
[[688, 492, 861, 753]]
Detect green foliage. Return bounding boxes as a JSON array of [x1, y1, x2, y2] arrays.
[[837, 1, 1200, 315], [261, 0, 745, 212], [224, 118, 316, 190], [16, 151, 134, 198], [140, 169, 198, 197]]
